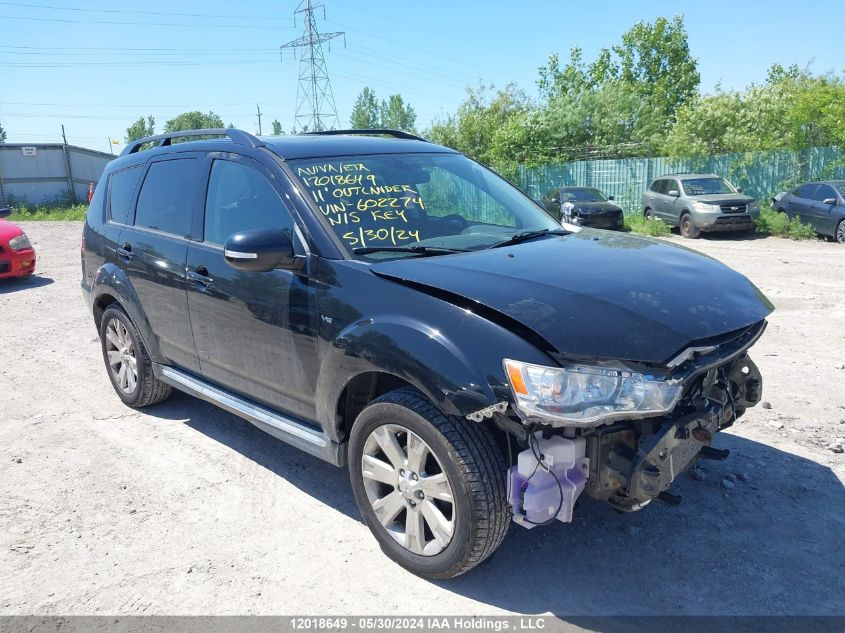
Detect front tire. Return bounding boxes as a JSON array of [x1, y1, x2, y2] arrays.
[[836, 219, 845, 244], [348, 389, 509, 579], [99, 305, 172, 408], [679, 212, 700, 239]]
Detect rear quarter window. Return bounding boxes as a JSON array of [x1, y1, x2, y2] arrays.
[[108, 165, 143, 225], [134, 158, 199, 236]]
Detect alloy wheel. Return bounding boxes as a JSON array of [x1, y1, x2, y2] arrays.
[[361, 423, 455, 556], [837, 220, 845, 244], [105, 318, 138, 394]]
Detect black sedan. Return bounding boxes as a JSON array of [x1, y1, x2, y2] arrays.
[[541, 186, 624, 230], [772, 181, 845, 243]]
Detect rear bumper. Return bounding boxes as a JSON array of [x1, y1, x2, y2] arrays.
[[0, 249, 36, 278]]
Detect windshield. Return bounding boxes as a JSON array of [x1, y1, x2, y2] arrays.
[[290, 152, 560, 259], [834, 184, 845, 199], [681, 177, 736, 196], [561, 187, 606, 202]]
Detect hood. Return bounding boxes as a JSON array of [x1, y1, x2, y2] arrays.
[[371, 231, 773, 364], [689, 193, 755, 206], [0, 219, 24, 242], [569, 201, 623, 215]]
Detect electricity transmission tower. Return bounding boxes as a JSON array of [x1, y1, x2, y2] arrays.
[[280, 0, 344, 132]]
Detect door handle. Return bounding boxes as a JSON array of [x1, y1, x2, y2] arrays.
[[188, 266, 213, 287], [116, 242, 134, 261]]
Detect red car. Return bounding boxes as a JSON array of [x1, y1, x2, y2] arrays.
[[0, 207, 36, 279]]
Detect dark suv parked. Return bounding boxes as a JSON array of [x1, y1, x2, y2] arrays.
[[82, 129, 772, 578]]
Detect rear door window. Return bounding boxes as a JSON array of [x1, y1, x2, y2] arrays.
[[134, 158, 199, 236], [108, 165, 143, 225]]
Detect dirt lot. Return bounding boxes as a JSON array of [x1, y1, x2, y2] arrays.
[[1, 221, 843, 618]]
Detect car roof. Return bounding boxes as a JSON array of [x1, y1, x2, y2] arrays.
[[259, 134, 457, 160], [657, 173, 720, 180]]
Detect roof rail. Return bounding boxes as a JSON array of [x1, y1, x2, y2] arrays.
[[120, 128, 264, 157], [302, 128, 428, 142]]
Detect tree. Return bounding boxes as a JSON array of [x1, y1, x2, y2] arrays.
[[163, 111, 225, 133], [0, 122, 6, 144], [535, 15, 699, 159], [271, 119, 284, 135], [379, 94, 417, 132], [427, 83, 531, 176], [349, 87, 380, 129], [613, 15, 699, 120], [125, 116, 155, 143]]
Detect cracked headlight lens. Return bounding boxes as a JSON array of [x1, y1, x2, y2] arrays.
[[503, 359, 682, 427]]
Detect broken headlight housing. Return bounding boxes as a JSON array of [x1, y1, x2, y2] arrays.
[[503, 359, 682, 427]]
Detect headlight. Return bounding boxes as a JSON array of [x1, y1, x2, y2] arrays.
[[503, 359, 682, 427], [690, 201, 720, 213], [748, 202, 760, 212], [8, 234, 32, 251]]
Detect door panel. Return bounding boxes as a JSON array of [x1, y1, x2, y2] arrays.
[[808, 184, 838, 234], [120, 156, 202, 372], [186, 155, 319, 419], [119, 227, 198, 371], [786, 184, 818, 224]]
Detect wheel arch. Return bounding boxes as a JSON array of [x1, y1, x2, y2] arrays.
[[90, 262, 164, 362]]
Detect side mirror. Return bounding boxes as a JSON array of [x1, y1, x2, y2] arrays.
[[823, 197, 837, 206], [0, 207, 11, 219], [223, 228, 299, 272], [667, 189, 680, 197], [736, 187, 743, 193], [608, 195, 615, 201]]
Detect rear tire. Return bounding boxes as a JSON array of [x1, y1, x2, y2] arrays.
[[644, 208, 655, 220], [99, 305, 172, 408], [348, 388, 509, 579], [679, 212, 700, 239]]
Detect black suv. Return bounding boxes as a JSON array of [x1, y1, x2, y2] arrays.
[[82, 129, 773, 578]]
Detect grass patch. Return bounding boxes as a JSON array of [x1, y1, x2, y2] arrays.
[[756, 203, 817, 240], [623, 212, 671, 237], [6, 200, 88, 221]]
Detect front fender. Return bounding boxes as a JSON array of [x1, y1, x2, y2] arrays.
[[91, 262, 165, 363], [315, 310, 552, 442]]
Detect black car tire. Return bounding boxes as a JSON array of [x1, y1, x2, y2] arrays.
[[644, 208, 655, 219], [99, 305, 172, 408], [348, 388, 510, 579], [835, 219, 845, 244], [679, 213, 700, 239]]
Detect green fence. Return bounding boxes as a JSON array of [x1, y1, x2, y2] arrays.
[[517, 146, 845, 215]]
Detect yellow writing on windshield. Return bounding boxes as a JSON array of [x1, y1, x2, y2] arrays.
[[299, 161, 428, 249]]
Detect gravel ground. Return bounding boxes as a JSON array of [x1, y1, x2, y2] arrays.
[[0, 222, 843, 618]]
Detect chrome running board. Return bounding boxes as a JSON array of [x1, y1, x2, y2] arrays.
[[154, 364, 345, 466]]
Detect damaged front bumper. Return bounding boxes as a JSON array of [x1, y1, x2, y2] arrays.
[[506, 329, 764, 526]]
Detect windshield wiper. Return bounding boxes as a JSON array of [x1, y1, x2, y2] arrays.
[[489, 228, 570, 249], [352, 245, 470, 257]]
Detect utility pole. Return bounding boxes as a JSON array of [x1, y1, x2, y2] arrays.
[[280, 0, 344, 132], [256, 104, 263, 135], [61, 124, 77, 203]]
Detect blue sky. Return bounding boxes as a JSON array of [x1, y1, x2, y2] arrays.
[[1, 0, 841, 154]]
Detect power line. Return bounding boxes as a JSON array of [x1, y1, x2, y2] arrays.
[[0, 1, 290, 21], [0, 13, 291, 29]]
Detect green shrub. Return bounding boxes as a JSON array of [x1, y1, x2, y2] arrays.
[[756, 204, 817, 240], [624, 213, 671, 237]]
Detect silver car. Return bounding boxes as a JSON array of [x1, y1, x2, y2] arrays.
[[642, 174, 760, 238]]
